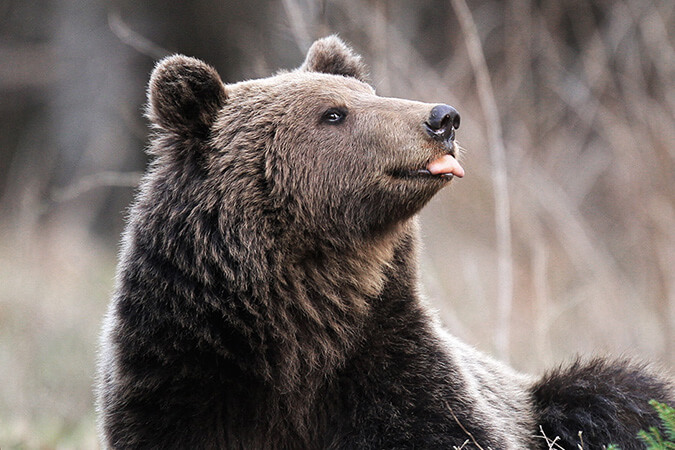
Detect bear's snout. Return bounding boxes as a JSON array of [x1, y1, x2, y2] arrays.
[[425, 104, 460, 142]]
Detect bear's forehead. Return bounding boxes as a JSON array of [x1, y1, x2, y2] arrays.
[[229, 71, 376, 101]]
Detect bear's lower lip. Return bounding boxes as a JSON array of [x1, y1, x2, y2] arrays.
[[409, 169, 454, 180], [392, 169, 454, 181]]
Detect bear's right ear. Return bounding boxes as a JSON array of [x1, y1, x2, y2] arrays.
[[300, 36, 369, 83], [146, 55, 227, 137]]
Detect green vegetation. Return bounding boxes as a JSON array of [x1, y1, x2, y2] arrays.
[[637, 400, 675, 450]]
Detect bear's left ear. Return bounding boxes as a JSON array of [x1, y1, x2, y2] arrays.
[[300, 36, 369, 83], [146, 55, 228, 138]]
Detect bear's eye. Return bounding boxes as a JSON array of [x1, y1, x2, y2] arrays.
[[321, 108, 347, 125]]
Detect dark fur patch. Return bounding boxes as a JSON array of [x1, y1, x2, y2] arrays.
[[532, 357, 675, 449], [147, 55, 227, 138]]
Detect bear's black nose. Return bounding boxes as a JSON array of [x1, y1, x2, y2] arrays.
[[426, 104, 460, 141]]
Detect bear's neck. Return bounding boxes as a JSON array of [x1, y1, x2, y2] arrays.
[[257, 220, 414, 387], [234, 218, 421, 441]]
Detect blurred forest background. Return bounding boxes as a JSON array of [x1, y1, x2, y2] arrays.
[[1, 0, 673, 447]]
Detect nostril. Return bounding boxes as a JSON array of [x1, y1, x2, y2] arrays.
[[427, 104, 460, 136], [451, 110, 460, 129]]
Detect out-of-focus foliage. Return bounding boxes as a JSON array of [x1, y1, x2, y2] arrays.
[[1, 0, 673, 447]]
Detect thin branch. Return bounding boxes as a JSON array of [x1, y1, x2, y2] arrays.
[[450, 0, 514, 361], [47, 171, 143, 207], [536, 425, 567, 450], [281, 0, 314, 52], [453, 440, 471, 450], [445, 401, 485, 450], [108, 10, 169, 60]]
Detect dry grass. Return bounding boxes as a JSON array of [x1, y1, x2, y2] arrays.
[[0, 227, 111, 448]]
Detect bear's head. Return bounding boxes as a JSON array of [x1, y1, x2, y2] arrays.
[[145, 36, 463, 254]]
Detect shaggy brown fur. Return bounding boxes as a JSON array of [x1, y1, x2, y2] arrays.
[[96, 36, 673, 449]]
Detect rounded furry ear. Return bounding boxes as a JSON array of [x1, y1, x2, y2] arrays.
[[146, 55, 227, 137], [300, 36, 369, 83]]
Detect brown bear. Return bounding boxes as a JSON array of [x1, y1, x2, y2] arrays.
[[96, 36, 673, 449]]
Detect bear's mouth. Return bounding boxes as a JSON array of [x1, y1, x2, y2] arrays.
[[392, 151, 464, 181], [397, 168, 457, 180]]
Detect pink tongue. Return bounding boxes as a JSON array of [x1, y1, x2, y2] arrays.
[[427, 154, 465, 178]]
